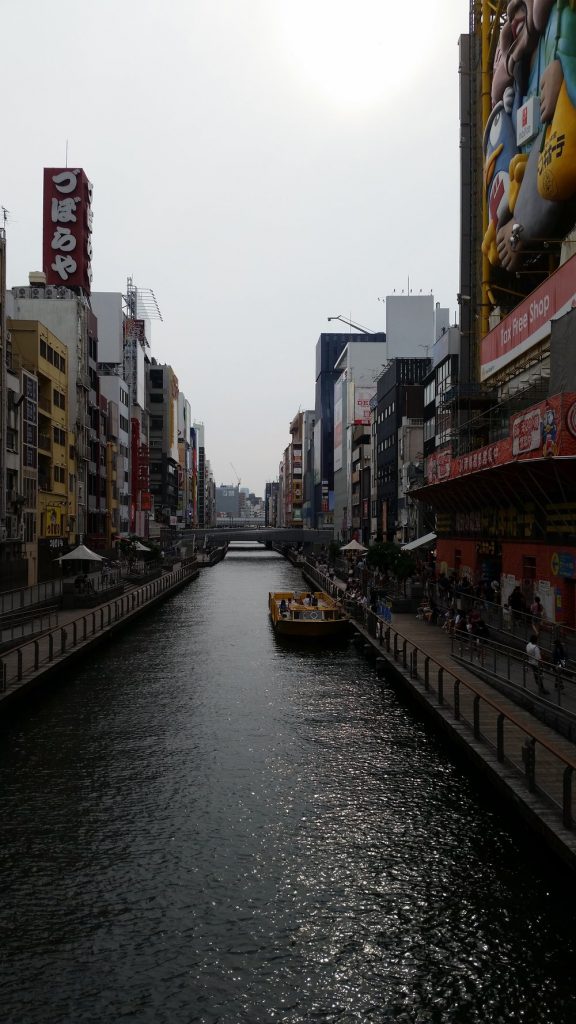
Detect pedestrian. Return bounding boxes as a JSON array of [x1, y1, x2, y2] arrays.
[[508, 585, 524, 626], [526, 634, 549, 694], [530, 595, 544, 635], [553, 635, 567, 691]]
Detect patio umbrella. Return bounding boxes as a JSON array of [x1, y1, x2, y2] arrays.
[[340, 539, 367, 553], [55, 544, 105, 562]]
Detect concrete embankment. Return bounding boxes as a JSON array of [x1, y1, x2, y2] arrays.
[[0, 562, 199, 711]]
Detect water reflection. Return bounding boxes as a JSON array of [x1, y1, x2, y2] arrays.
[[1, 548, 575, 1023]]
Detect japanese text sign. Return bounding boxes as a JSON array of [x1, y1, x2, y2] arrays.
[[43, 168, 93, 293]]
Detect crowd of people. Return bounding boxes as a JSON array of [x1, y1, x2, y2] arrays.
[[306, 549, 572, 687]]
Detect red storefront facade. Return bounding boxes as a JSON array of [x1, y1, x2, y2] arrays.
[[420, 386, 576, 626]]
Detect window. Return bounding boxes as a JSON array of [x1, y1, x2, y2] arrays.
[[24, 446, 37, 468], [26, 376, 37, 399], [53, 426, 66, 446], [59, 355, 66, 373], [150, 369, 163, 388], [424, 417, 435, 441], [149, 393, 163, 403], [54, 466, 66, 484], [53, 390, 66, 410], [40, 340, 47, 359], [119, 415, 129, 432]]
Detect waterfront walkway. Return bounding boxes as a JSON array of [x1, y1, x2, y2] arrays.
[[302, 560, 576, 869], [0, 561, 198, 707]]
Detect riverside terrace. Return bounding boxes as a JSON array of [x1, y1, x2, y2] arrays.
[[0, 560, 199, 708]]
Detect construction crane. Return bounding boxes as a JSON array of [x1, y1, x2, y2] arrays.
[[230, 463, 241, 488]]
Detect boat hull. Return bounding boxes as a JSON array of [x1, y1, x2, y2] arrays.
[[268, 590, 349, 640]]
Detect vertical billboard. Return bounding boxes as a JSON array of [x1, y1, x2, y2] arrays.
[[353, 385, 373, 425], [43, 168, 93, 293], [313, 420, 322, 485], [333, 378, 343, 472]]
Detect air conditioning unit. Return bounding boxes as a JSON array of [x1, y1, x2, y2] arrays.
[[18, 288, 26, 297], [31, 288, 39, 298], [45, 287, 54, 298], [57, 287, 66, 298]]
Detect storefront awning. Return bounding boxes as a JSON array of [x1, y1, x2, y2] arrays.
[[401, 532, 437, 552]]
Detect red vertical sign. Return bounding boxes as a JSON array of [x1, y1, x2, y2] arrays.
[[43, 167, 93, 293]]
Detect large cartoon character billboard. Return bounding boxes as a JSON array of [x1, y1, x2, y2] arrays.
[[483, 1, 576, 272]]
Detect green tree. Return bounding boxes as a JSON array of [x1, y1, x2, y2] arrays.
[[328, 541, 340, 563], [391, 550, 417, 595], [366, 542, 398, 575]]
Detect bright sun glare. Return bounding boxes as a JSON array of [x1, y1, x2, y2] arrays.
[[275, 0, 436, 112]]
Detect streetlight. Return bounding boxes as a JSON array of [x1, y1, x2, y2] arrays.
[[327, 315, 375, 334], [327, 314, 388, 362]]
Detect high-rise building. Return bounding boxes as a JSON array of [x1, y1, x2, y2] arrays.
[[413, 9, 576, 627], [147, 360, 179, 523], [331, 340, 387, 541], [193, 422, 206, 527], [8, 319, 72, 577], [314, 331, 386, 528], [10, 279, 94, 546]]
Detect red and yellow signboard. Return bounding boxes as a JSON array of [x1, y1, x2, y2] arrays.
[[426, 393, 576, 485], [480, 254, 576, 381]]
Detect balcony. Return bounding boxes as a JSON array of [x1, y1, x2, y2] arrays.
[[38, 433, 52, 453], [38, 395, 51, 414]]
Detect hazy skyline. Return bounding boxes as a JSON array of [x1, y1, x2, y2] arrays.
[[3, 0, 468, 495]]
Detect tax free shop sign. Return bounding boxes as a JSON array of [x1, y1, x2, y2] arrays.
[[480, 253, 576, 381]]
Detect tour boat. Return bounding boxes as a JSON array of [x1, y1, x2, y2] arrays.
[[268, 590, 349, 638]]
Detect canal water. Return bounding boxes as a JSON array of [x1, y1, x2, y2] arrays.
[[1, 547, 576, 1024]]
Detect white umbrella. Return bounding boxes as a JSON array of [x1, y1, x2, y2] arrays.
[[340, 539, 367, 553], [55, 544, 105, 562]]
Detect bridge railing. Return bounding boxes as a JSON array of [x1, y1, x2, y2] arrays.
[[0, 562, 198, 701]]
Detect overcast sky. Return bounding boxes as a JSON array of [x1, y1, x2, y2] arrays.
[[3, 0, 468, 495]]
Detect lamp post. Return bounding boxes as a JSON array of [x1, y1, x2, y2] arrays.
[[327, 315, 388, 362], [327, 315, 375, 334]]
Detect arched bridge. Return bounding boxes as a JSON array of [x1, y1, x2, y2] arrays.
[[179, 527, 334, 546]]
